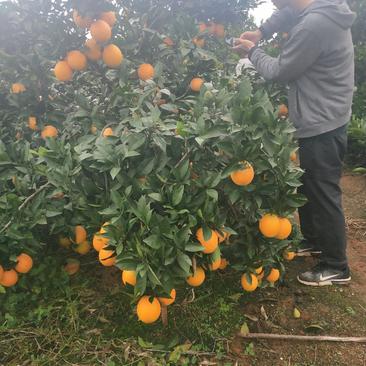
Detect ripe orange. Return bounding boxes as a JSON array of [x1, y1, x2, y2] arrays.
[[59, 236, 71, 248], [209, 257, 222, 271], [138, 63, 155, 81], [255, 266, 263, 274], [122, 270, 137, 286], [283, 251, 296, 261], [90, 20, 112, 43], [0, 265, 3, 281], [75, 240, 91, 255], [102, 127, 113, 137], [241, 273, 258, 292], [11, 83, 26, 94], [186, 266, 205, 287], [219, 258, 228, 270], [99, 248, 116, 266], [66, 50, 87, 71], [163, 37, 174, 46], [207, 22, 216, 34], [54, 60, 73, 81], [198, 22, 207, 33], [28, 116, 37, 130], [92, 232, 109, 252], [103, 44, 123, 68], [15, 253, 33, 273], [193, 37, 205, 48], [259, 214, 280, 238], [266, 268, 280, 283], [190, 77, 204, 92], [64, 258, 80, 275], [100, 11, 116, 27], [136, 296, 161, 324], [85, 39, 102, 61], [0, 269, 18, 287], [278, 104, 288, 118], [290, 151, 297, 162], [214, 23, 225, 38], [158, 289, 176, 306], [85, 38, 99, 49], [196, 228, 218, 254], [74, 225, 87, 244], [230, 162, 254, 186], [275, 218, 292, 240], [41, 125, 58, 139], [72, 10, 92, 28]]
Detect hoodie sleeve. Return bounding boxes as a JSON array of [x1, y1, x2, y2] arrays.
[[249, 28, 322, 83], [259, 7, 299, 39]]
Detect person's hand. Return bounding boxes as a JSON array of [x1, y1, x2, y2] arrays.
[[232, 38, 255, 57], [240, 29, 262, 44]]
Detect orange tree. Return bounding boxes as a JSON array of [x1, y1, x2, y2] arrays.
[[0, 0, 304, 322]]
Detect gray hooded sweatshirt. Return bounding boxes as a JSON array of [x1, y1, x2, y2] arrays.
[[249, 0, 356, 138]]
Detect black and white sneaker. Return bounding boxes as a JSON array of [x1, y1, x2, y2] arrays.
[[297, 264, 351, 286], [296, 242, 322, 257]]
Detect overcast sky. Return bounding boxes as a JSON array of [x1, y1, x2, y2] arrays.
[[250, 0, 275, 25]]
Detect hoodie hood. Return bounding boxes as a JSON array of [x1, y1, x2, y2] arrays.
[[301, 0, 356, 29]]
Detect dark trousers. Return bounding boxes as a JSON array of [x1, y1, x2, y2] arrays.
[[298, 125, 348, 270]]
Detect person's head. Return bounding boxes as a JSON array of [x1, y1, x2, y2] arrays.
[[272, 0, 314, 10]]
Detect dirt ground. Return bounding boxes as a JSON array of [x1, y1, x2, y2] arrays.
[[233, 174, 366, 366]]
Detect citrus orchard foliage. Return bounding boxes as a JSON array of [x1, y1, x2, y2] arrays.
[[0, 0, 305, 323]]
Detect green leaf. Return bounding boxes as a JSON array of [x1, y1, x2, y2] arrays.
[[206, 189, 218, 201], [148, 193, 163, 202], [185, 243, 204, 252], [110, 167, 121, 180], [172, 185, 184, 206], [177, 251, 191, 273], [143, 235, 161, 249]]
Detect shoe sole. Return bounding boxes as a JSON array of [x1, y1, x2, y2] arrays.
[[297, 276, 351, 286], [296, 250, 322, 257]]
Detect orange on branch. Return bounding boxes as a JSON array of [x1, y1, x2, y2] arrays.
[[66, 50, 87, 71], [267, 268, 280, 283], [41, 125, 58, 139], [138, 63, 155, 81], [190, 77, 204, 92], [196, 228, 218, 254], [90, 20, 112, 43], [241, 273, 258, 292], [275, 218, 292, 240], [136, 296, 161, 324], [100, 11, 116, 27], [11, 83, 26, 94], [54, 61, 73, 81], [75, 240, 91, 255], [0, 269, 18, 287], [73, 10, 92, 28], [259, 214, 280, 238], [28, 116, 37, 130], [103, 44, 123, 68], [209, 257, 222, 271], [230, 162, 254, 186], [122, 270, 137, 286], [99, 248, 116, 266], [15, 253, 33, 273], [186, 267, 205, 287], [158, 289, 176, 306]]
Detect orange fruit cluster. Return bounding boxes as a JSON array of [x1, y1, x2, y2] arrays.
[[0, 253, 34, 288]]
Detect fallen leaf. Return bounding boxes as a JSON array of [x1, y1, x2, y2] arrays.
[[260, 305, 269, 321], [244, 313, 259, 322], [293, 307, 301, 319], [240, 322, 250, 336], [305, 324, 325, 333]]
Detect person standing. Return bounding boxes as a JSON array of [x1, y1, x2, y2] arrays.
[[234, 0, 356, 286]]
